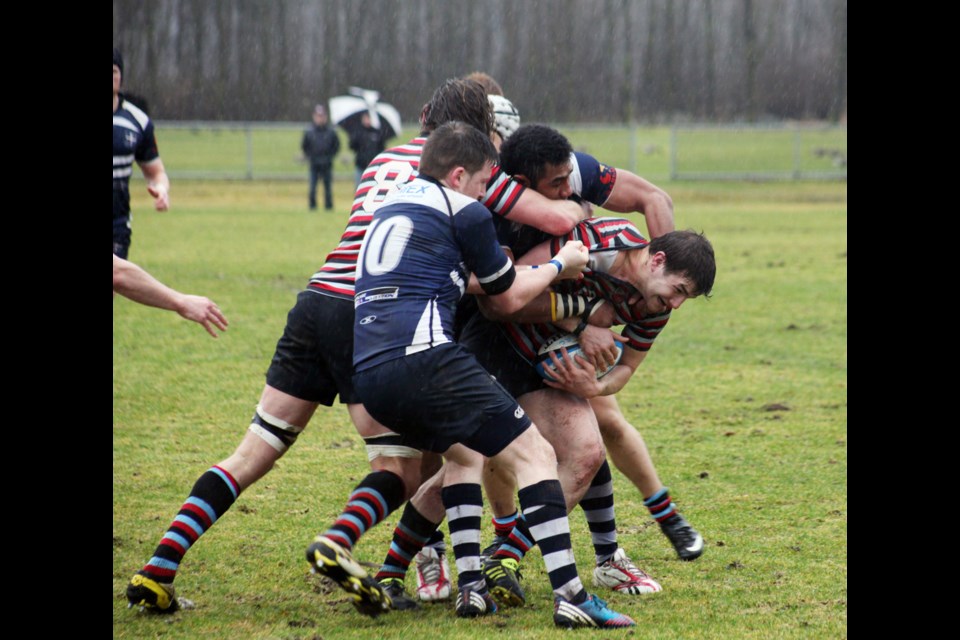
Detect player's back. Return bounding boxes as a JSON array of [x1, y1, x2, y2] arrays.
[[307, 137, 428, 299]]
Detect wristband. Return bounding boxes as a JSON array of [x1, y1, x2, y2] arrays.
[[572, 317, 590, 337], [548, 258, 565, 274]]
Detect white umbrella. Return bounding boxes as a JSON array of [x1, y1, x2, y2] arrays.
[[329, 86, 402, 140]]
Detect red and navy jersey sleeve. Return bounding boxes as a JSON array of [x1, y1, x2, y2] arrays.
[[482, 165, 526, 219], [572, 152, 616, 207]]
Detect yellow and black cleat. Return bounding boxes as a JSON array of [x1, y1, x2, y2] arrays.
[[126, 574, 180, 614]]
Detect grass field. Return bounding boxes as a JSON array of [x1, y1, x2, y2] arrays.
[[113, 176, 847, 639]]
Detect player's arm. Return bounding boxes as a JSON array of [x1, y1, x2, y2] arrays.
[[477, 241, 588, 317], [139, 157, 170, 211], [542, 343, 647, 398], [113, 255, 228, 338], [506, 187, 587, 235], [485, 167, 586, 236], [602, 169, 674, 238]]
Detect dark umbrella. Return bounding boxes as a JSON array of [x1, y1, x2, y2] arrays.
[[329, 86, 402, 140]]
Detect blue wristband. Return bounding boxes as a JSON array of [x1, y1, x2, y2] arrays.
[[548, 259, 564, 274]]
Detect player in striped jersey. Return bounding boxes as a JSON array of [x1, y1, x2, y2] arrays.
[[113, 48, 170, 259], [464, 125, 712, 605], [126, 78, 590, 615], [493, 125, 708, 564]]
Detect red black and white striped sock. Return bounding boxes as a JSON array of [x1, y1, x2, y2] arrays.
[[138, 466, 240, 584], [580, 459, 618, 564], [441, 483, 483, 590], [373, 501, 440, 582], [518, 479, 586, 604], [322, 470, 405, 551]]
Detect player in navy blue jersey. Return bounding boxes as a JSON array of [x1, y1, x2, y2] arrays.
[[113, 48, 170, 259], [304, 122, 636, 629]]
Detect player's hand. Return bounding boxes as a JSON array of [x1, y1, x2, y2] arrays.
[[577, 325, 623, 371], [543, 347, 602, 398], [177, 296, 229, 338], [554, 241, 588, 280], [147, 183, 170, 211]]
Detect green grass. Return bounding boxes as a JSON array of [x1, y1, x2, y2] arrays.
[[113, 177, 846, 639]]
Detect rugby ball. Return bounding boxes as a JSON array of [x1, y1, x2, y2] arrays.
[[535, 334, 623, 382]]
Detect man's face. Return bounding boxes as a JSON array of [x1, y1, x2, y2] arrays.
[[113, 64, 122, 95], [532, 161, 574, 200], [458, 161, 494, 200], [313, 112, 328, 126], [637, 253, 695, 315]]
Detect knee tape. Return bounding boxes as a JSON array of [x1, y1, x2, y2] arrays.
[[248, 404, 305, 453], [363, 433, 422, 462]]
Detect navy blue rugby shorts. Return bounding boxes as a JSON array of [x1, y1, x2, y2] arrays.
[[352, 343, 532, 457], [266, 289, 360, 405]]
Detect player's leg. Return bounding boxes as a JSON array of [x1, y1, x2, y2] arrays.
[[582, 458, 662, 595], [482, 389, 604, 606], [437, 445, 497, 617], [591, 394, 704, 561], [127, 291, 337, 612], [487, 423, 635, 629], [126, 385, 318, 613]]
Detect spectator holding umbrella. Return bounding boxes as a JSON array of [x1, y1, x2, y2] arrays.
[[329, 87, 400, 187]]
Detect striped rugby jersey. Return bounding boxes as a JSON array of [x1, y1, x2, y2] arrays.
[[307, 136, 525, 300], [501, 217, 671, 362], [113, 98, 159, 220]]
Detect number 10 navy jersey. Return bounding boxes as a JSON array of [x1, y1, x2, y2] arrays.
[[353, 177, 515, 372]]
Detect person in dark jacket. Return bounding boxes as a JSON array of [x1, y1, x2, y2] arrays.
[[349, 112, 389, 187], [301, 104, 341, 210]]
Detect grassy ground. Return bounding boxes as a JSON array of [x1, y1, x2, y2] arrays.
[[113, 177, 846, 639]]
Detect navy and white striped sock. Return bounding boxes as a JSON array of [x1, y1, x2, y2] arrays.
[[518, 479, 585, 603], [441, 483, 483, 590], [580, 459, 618, 564]]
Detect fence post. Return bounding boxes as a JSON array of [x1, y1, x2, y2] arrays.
[[793, 127, 801, 180], [246, 125, 254, 181], [669, 126, 677, 180]]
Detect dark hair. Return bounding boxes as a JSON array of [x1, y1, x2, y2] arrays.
[[462, 71, 503, 96], [420, 78, 493, 137], [419, 121, 498, 179], [113, 48, 124, 76], [648, 230, 716, 298], [499, 123, 573, 186]]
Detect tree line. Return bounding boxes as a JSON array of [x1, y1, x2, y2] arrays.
[[113, 0, 846, 124]]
